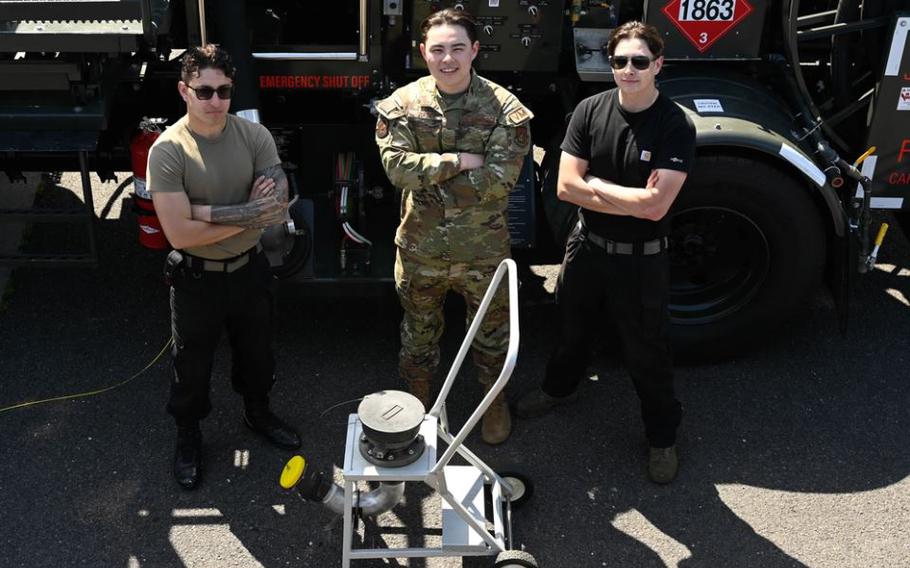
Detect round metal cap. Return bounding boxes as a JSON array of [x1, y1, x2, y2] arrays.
[[357, 390, 425, 447]]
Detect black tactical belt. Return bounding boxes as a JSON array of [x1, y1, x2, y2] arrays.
[[580, 223, 668, 256], [182, 243, 263, 273]]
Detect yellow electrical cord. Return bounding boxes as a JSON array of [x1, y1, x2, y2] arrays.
[[0, 336, 173, 414]]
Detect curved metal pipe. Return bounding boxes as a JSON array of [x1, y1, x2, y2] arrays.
[[321, 481, 405, 517], [296, 467, 405, 517]]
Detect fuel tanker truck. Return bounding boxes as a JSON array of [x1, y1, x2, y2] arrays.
[[1, 0, 908, 358]]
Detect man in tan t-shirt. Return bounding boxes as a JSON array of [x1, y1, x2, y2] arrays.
[[147, 44, 299, 490]]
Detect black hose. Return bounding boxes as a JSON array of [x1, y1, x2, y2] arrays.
[[209, 0, 260, 115], [297, 468, 333, 503]]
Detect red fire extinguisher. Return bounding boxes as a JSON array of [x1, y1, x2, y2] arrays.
[[130, 117, 168, 250]]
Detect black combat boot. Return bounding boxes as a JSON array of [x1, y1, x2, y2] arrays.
[[648, 445, 679, 484], [243, 401, 301, 450], [174, 423, 202, 490]]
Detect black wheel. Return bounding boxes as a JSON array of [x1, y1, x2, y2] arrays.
[[494, 549, 539, 568], [669, 155, 826, 360], [497, 471, 533, 508]]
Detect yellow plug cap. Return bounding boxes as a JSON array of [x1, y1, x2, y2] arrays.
[[875, 223, 889, 247], [280, 455, 307, 490]]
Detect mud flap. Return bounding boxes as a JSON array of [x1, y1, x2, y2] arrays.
[[829, 218, 855, 335]]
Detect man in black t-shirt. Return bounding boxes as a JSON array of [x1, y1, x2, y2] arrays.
[[516, 21, 695, 484]]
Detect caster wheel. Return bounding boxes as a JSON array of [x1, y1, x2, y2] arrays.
[[494, 549, 539, 567], [498, 471, 533, 508]]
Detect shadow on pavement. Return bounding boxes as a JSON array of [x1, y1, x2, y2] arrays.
[[0, 180, 908, 566]]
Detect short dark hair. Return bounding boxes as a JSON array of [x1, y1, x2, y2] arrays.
[[180, 44, 235, 84], [607, 21, 664, 58], [420, 8, 478, 44]]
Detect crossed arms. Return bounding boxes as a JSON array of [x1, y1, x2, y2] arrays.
[[557, 152, 687, 221], [152, 163, 289, 250], [378, 120, 526, 208], [377, 120, 485, 191]]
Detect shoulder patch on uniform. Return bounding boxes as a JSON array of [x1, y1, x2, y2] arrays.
[[507, 107, 532, 125], [376, 117, 390, 139], [515, 125, 530, 148]]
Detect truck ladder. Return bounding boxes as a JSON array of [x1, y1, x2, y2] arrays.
[[783, 0, 892, 154]]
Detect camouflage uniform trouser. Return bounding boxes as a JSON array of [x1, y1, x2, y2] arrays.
[[395, 248, 510, 387]]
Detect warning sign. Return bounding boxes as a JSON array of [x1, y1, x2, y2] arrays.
[[898, 87, 910, 111], [661, 0, 754, 53]]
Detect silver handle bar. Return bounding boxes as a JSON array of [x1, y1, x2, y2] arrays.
[[428, 258, 520, 475]]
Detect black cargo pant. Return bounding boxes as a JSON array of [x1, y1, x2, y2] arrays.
[[166, 249, 276, 426], [542, 226, 681, 448]]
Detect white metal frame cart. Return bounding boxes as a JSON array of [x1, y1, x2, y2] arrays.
[[281, 259, 539, 567]]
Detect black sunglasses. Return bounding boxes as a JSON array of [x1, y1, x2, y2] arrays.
[[609, 55, 655, 71], [186, 84, 234, 100]]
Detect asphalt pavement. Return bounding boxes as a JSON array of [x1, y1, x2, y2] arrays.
[[0, 173, 908, 567]]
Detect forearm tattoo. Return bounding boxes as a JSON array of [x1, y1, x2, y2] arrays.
[[209, 164, 289, 229]]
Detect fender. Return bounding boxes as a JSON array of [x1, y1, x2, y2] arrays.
[[659, 73, 846, 237]]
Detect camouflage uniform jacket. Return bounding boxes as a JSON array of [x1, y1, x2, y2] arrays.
[[375, 72, 533, 262]]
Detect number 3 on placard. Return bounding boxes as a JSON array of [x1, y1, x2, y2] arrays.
[[699, 32, 708, 43]]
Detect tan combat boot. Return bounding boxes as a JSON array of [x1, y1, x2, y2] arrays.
[[407, 378, 431, 410], [481, 386, 512, 445]]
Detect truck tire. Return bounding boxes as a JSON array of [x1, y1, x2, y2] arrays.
[[669, 155, 826, 360]]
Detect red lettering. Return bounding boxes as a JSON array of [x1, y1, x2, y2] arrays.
[[888, 172, 910, 185], [258, 74, 372, 90], [900, 139, 910, 163], [321, 75, 357, 89]]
